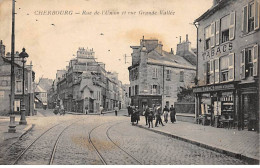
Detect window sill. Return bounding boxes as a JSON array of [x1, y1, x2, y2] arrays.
[[240, 30, 259, 38]]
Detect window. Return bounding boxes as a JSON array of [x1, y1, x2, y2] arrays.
[[180, 71, 184, 82], [249, 3, 255, 32], [16, 81, 22, 93], [150, 85, 160, 95], [165, 86, 171, 95], [221, 15, 230, 43], [220, 56, 229, 82], [166, 70, 171, 80], [205, 26, 211, 50], [245, 48, 254, 77], [152, 67, 158, 78], [135, 85, 139, 95], [242, 1, 259, 33]]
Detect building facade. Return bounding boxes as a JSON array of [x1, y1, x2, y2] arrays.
[[193, 0, 259, 131], [128, 37, 196, 112], [0, 40, 35, 116]]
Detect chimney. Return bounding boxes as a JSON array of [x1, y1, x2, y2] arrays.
[[179, 36, 182, 44], [186, 34, 189, 42], [170, 48, 174, 55]]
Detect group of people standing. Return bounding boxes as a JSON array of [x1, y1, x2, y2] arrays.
[[127, 104, 176, 128]]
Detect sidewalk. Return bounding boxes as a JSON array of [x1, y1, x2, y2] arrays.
[[136, 116, 259, 164], [0, 115, 33, 146]]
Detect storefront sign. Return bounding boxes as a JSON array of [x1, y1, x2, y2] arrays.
[[193, 83, 235, 93], [202, 42, 233, 60]]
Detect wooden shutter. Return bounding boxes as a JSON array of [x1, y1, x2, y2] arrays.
[[210, 60, 214, 84], [240, 50, 246, 79], [255, 0, 260, 30], [214, 58, 220, 83], [229, 12, 236, 40], [211, 22, 215, 48], [253, 44, 259, 76], [150, 85, 153, 94], [228, 53, 235, 81], [157, 85, 160, 94], [242, 5, 248, 33], [216, 20, 220, 45], [204, 63, 207, 85]]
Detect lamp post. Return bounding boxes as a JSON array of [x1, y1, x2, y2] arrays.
[[8, 0, 16, 133], [19, 48, 28, 125]]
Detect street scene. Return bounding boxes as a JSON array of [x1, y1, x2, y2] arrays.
[[0, 0, 259, 166]]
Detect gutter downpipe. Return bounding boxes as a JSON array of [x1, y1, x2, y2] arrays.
[[194, 22, 199, 122]]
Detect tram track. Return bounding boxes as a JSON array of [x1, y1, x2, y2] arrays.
[[12, 119, 82, 165], [88, 121, 143, 165]]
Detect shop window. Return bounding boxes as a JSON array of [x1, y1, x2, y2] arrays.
[[242, 1, 260, 33], [205, 26, 211, 50]]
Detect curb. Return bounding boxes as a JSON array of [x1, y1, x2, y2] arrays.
[[136, 124, 259, 165], [19, 124, 34, 139]]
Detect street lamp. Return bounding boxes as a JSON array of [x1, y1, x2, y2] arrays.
[[19, 48, 28, 125]]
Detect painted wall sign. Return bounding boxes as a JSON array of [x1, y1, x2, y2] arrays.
[[202, 42, 233, 60], [193, 83, 235, 93]]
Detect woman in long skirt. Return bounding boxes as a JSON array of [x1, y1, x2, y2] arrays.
[[170, 105, 176, 123]]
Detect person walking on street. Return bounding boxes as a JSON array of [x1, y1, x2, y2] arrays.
[[114, 106, 119, 116], [135, 106, 140, 125], [155, 105, 164, 127], [163, 105, 169, 123], [130, 106, 136, 125], [100, 105, 104, 115], [144, 105, 150, 125], [170, 105, 176, 123], [127, 105, 131, 117], [148, 108, 154, 128]]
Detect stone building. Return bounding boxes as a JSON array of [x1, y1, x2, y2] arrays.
[[193, 0, 259, 131], [128, 37, 196, 111], [0, 40, 35, 116]]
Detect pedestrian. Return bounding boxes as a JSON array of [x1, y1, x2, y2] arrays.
[[114, 106, 119, 116], [148, 108, 154, 128], [127, 105, 131, 117], [100, 105, 104, 115], [131, 106, 136, 125], [170, 105, 176, 123], [144, 105, 150, 125], [135, 106, 140, 125], [163, 105, 169, 123], [84, 106, 88, 115], [155, 105, 164, 127]]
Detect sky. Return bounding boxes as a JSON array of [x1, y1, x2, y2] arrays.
[[0, 0, 212, 84]]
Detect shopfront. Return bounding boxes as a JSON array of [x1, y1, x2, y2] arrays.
[[194, 82, 238, 129]]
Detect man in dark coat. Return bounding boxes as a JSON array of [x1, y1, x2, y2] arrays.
[[148, 108, 154, 128], [170, 105, 176, 123], [155, 105, 164, 127], [144, 105, 150, 125]]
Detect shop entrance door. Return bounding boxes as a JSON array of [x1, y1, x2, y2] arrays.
[[242, 94, 258, 131]]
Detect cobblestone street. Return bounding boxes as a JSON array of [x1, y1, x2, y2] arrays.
[[0, 109, 250, 165]]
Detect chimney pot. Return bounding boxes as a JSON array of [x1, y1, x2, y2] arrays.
[[179, 36, 182, 44], [186, 34, 189, 42]]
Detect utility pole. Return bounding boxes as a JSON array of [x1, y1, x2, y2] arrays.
[[8, 0, 16, 133]]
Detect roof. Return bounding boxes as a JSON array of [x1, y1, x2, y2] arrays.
[[35, 85, 46, 93], [194, 0, 230, 23], [146, 50, 196, 70]]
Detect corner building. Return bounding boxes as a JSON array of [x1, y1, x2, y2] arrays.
[[193, 0, 259, 131]]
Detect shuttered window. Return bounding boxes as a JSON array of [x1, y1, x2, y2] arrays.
[[229, 12, 236, 40], [228, 53, 235, 81], [240, 49, 246, 79], [210, 59, 215, 84], [214, 58, 220, 83], [152, 68, 158, 78], [211, 22, 215, 48], [242, 1, 259, 33], [242, 5, 249, 33], [204, 63, 207, 85], [205, 26, 211, 50], [255, 0, 260, 30], [253, 44, 259, 76], [216, 20, 220, 45]]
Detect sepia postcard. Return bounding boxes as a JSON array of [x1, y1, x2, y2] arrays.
[[0, 0, 259, 166]]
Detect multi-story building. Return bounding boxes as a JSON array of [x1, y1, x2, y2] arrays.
[[128, 37, 196, 111], [193, 0, 259, 131], [0, 40, 35, 116]]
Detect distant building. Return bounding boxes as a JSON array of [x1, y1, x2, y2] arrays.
[[193, 0, 259, 131], [128, 36, 196, 111]]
